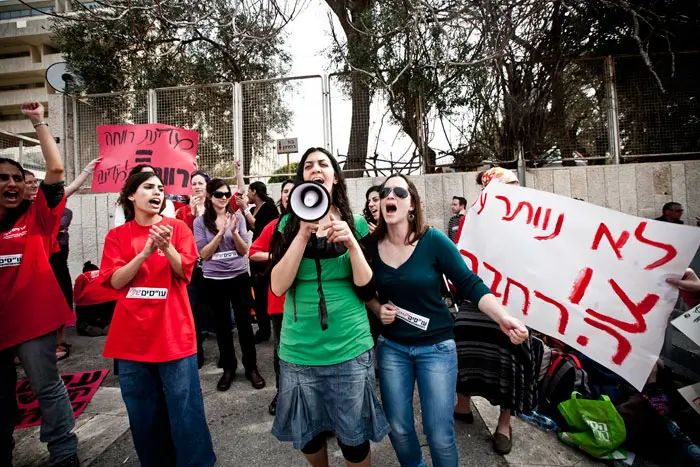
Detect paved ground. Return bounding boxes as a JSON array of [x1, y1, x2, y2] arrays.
[[13, 327, 601, 467]]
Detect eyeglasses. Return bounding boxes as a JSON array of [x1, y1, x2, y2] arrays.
[[379, 186, 409, 199], [212, 191, 232, 199]]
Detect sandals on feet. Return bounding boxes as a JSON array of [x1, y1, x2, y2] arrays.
[[56, 343, 71, 361]]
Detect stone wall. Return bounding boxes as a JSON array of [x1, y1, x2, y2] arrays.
[[65, 161, 700, 280]]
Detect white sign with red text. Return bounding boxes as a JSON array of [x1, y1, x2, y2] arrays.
[[456, 182, 700, 390]]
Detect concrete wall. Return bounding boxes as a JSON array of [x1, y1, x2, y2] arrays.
[[65, 161, 700, 280]]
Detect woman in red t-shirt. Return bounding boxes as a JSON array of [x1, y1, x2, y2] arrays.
[[175, 170, 211, 367], [249, 178, 293, 415], [0, 102, 78, 466], [100, 171, 215, 466], [73, 261, 119, 337]]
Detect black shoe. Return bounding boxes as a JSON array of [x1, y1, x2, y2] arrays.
[[54, 454, 80, 467], [268, 393, 278, 416], [255, 332, 270, 344], [217, 369, 235, 391], [245, 369, 266, 389]]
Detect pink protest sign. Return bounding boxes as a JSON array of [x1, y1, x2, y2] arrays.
[[91, 124, 198, 195]]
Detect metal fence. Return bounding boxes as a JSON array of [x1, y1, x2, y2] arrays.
[[67, 52, 700, 180], [0, 130, 44, 176]]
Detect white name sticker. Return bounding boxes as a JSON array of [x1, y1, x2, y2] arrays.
[[126, 287, 168, 300], [0, 254, 22, 268], [391, 302, 430, 331], [212, 250, 238, 261]]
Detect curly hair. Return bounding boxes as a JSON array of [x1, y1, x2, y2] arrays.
[[362, 185, 381, 225], [202, 178, 234, 235], [270, 147, 356, 265]]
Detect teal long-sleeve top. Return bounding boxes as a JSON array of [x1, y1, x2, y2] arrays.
[[371, 228, 492, 346]]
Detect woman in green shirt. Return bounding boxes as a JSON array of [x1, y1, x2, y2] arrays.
[[270, 147, 390, 466]]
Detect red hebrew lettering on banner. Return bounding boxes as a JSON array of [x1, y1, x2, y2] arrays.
[[90, 124, 199, 195], [457, 182, 700, 390]]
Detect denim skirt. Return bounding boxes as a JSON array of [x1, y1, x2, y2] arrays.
[[271, 349, 391, 449]]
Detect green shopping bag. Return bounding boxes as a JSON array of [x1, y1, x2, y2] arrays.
[[557, 391, 627, 457]]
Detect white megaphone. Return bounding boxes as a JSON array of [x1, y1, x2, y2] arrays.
[[289, 181, 331, 222]]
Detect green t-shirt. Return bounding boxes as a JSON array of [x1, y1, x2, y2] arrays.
[[277, 214, 374, 366]]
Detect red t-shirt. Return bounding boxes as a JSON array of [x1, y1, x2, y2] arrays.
[[0, 190, 73, 351], [99, 217, 198, 362], [175, 205, 196, 231], [74, 270, 119, 306], [249, 219, 285, 315]]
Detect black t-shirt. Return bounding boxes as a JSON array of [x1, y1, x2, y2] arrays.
[[249, 200, 279, 275], [251, 200, 279, 241]]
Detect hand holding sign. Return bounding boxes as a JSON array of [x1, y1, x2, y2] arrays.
[[666, 268, 700, 295], [379, 303, 398, 325]]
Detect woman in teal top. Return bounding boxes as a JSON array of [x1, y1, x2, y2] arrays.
[[270, 147, 389, 466], [366, 174, 528, 467]]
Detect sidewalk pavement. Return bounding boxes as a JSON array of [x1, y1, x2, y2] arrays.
[[13, 328, 601, 467]]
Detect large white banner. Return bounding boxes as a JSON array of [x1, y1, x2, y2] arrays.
[[457, 182, 700, 390]]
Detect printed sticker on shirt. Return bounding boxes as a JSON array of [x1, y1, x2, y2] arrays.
[[126, 287, 168, 299], [2, 226, 27, 240], [390, 302, 430, 331], [212, 250, 238, 261], [0, 254, 22, 268]]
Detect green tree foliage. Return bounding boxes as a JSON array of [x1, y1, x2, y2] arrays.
[[51, 0, 295, 176], [268, 162, 298, 184]]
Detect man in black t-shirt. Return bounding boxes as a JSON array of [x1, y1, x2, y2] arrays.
[[236, 181, 279, 342]]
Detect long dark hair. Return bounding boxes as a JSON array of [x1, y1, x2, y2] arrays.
[[117, 172, 166, 222], [277, 179, 294, 214], [0, 158, 30, 232], [373, 174, 428, 245], [203, 178, 234, 235], [249, 181, 274, 205], [271, 147, 356, 264], [362, 185, 381, 225]]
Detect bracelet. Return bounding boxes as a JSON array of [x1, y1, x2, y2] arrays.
[[83, 168, 93, 175], [33, 121, 49, 128], [244, 208, 252, 216]]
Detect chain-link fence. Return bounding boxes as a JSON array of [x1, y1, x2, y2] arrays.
[[0, 130, 43, 176], [239, 75, 325, 180], [329, 72, 420, 177], [615, 53, 700, 161], [67, 52, 699, 181], [73, 91, 149, 175], [154, 84, 235, 178]]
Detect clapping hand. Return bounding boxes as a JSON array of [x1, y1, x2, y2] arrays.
[[149, 225, 173, 251]]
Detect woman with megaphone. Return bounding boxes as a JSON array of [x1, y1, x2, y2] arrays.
[[270, 148, 389, 466]]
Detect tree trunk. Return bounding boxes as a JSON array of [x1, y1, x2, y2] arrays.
[[345, 71, 371, 177]]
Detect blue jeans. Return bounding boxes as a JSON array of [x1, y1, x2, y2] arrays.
[[377, 336, 458, 467], [118, 355, 216, 467], [0, 331, 77, 466]]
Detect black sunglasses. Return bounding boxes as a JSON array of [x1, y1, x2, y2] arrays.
[[212, 191, 232, 199], [380, 186, 409, 199]]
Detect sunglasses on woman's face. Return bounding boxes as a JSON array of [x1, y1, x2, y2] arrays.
[[212, 191, 232, 199], [380, 186, 409, 199]]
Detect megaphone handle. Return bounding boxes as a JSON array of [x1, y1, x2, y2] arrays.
[[311, 233, 329, 331]]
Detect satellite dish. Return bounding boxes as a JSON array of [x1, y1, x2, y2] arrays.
[[45, 62, 84, 93]]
